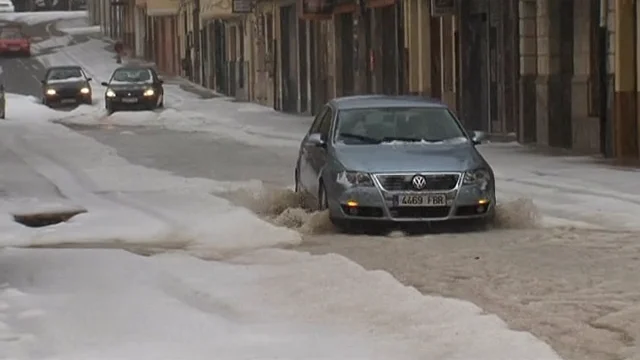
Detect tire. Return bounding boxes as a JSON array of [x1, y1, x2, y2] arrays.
[[294, 168, 300, 193], [84, 99, 92, 105], [106, 105, 114, 115], [0, 108, 5, 119], [318, 182, 329, 211]]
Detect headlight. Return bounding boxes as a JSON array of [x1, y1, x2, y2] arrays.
[[80, 87, 90, 94], [143, 89, 155, 96], [463, 169, 491, 188], [105, 89, 116, 97], [45, 89, 56, 95], [336, 171, 374, 187]]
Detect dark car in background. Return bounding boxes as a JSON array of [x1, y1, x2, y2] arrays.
[[102, 66, 164, 114], [0, 26, 30, 57], [41, 65, 92, 107]]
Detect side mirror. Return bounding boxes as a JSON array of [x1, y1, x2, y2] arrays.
[[306, 133, 326, 148], [471, 131, 488, 145], [100, 82, 108, 86], [40, 79, 45, 84], [157, 79, 164, 84], [87, 77, 92, 81]]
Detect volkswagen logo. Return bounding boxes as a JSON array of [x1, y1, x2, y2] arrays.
[[411, 175, 427, 190], [127, 92, 132, 96]]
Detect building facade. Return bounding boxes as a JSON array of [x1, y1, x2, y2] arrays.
[[95, 0, 640, 160]]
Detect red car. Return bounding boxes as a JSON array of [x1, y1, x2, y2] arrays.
[[0, 26, 30, 57]]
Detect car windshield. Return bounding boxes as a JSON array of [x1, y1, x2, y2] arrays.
[[111, 69, 153, 83], [335, 107, 468, 145], [0, 30, 22, 39], [46, 68, 84, 82]]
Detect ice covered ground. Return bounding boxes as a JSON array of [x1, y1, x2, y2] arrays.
[[0, 93, 565, 359]]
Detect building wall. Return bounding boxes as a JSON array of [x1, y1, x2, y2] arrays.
[[93, 0, 640, 160]]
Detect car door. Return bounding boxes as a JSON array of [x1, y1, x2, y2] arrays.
[[299, 106, 328, 193], [307, 108, 333, 197]]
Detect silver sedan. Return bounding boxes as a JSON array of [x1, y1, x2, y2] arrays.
[[294, 95, 496, 232]]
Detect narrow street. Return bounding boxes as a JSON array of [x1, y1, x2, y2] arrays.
[[0, 11, 639, 360]]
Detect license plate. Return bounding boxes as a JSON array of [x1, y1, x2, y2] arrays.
[[396, 194, 446, 207], [9, 46, 19, 51], [61, 98, 76, 104], [122, 97, 138, 103]]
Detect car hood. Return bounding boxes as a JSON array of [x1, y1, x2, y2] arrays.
[[107, 83, 153, 90], [333, 142, 486, 173], [45, 80, 88, 89]]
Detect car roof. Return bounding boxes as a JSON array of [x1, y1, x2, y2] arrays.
[[47, 65, 82, 70], [329, 95, 447, 110], [114, 66, 155, 72]]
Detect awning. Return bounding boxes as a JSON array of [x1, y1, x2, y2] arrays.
[[146, 0, 179, 16], [200, 0, 250, 20]]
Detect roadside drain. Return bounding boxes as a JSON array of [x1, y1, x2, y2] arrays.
[[13, 210, 87, 228]]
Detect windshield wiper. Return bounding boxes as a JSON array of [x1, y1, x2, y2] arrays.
[[338, 133, 380, 144], [380, 136, 424, 143]]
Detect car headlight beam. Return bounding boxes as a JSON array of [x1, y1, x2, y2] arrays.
[[336, 171, 374, 187], [45, 88, 56, 95], [105, 89, 116, 97], [143, 89, 155, 96], [80, 87, 90, 94], [463, 168, 491, 189]]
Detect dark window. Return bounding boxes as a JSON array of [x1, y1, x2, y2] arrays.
[[309, 106, 329, 133], [318, 108, 333, 140]]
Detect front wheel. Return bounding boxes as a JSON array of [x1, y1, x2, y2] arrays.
[[318, 182, 329, 211]]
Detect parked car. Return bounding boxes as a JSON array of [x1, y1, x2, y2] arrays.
[[0, 26, 29, 57], [0, 0, 15, 12], [41, 65, 92, 107], [294, 95, 496, 233], [101, 66, 164, 114]]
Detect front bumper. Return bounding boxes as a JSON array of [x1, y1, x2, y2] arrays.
[[45, 92, 91, 104], [106, 95, 158, 109], [0, 46, 29, 55], [326, 172, 495, 222]]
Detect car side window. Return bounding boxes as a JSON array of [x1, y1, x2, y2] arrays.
[[309, 107, 329, 134], [318, 108, 333, 140]]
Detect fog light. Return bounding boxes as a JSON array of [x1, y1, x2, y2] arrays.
[[477, 205, 486, 213]]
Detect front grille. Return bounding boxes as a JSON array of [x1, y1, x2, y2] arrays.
[[57, 88, 80, 97], [389, 206, 451, 219], [376, 174, 460, 191], [115, 89, 144, 97]]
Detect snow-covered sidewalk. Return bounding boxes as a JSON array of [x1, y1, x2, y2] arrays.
[[0, 94, 564, 359]]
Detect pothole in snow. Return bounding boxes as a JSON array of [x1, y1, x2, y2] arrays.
[[13, 209, 87, 228]]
